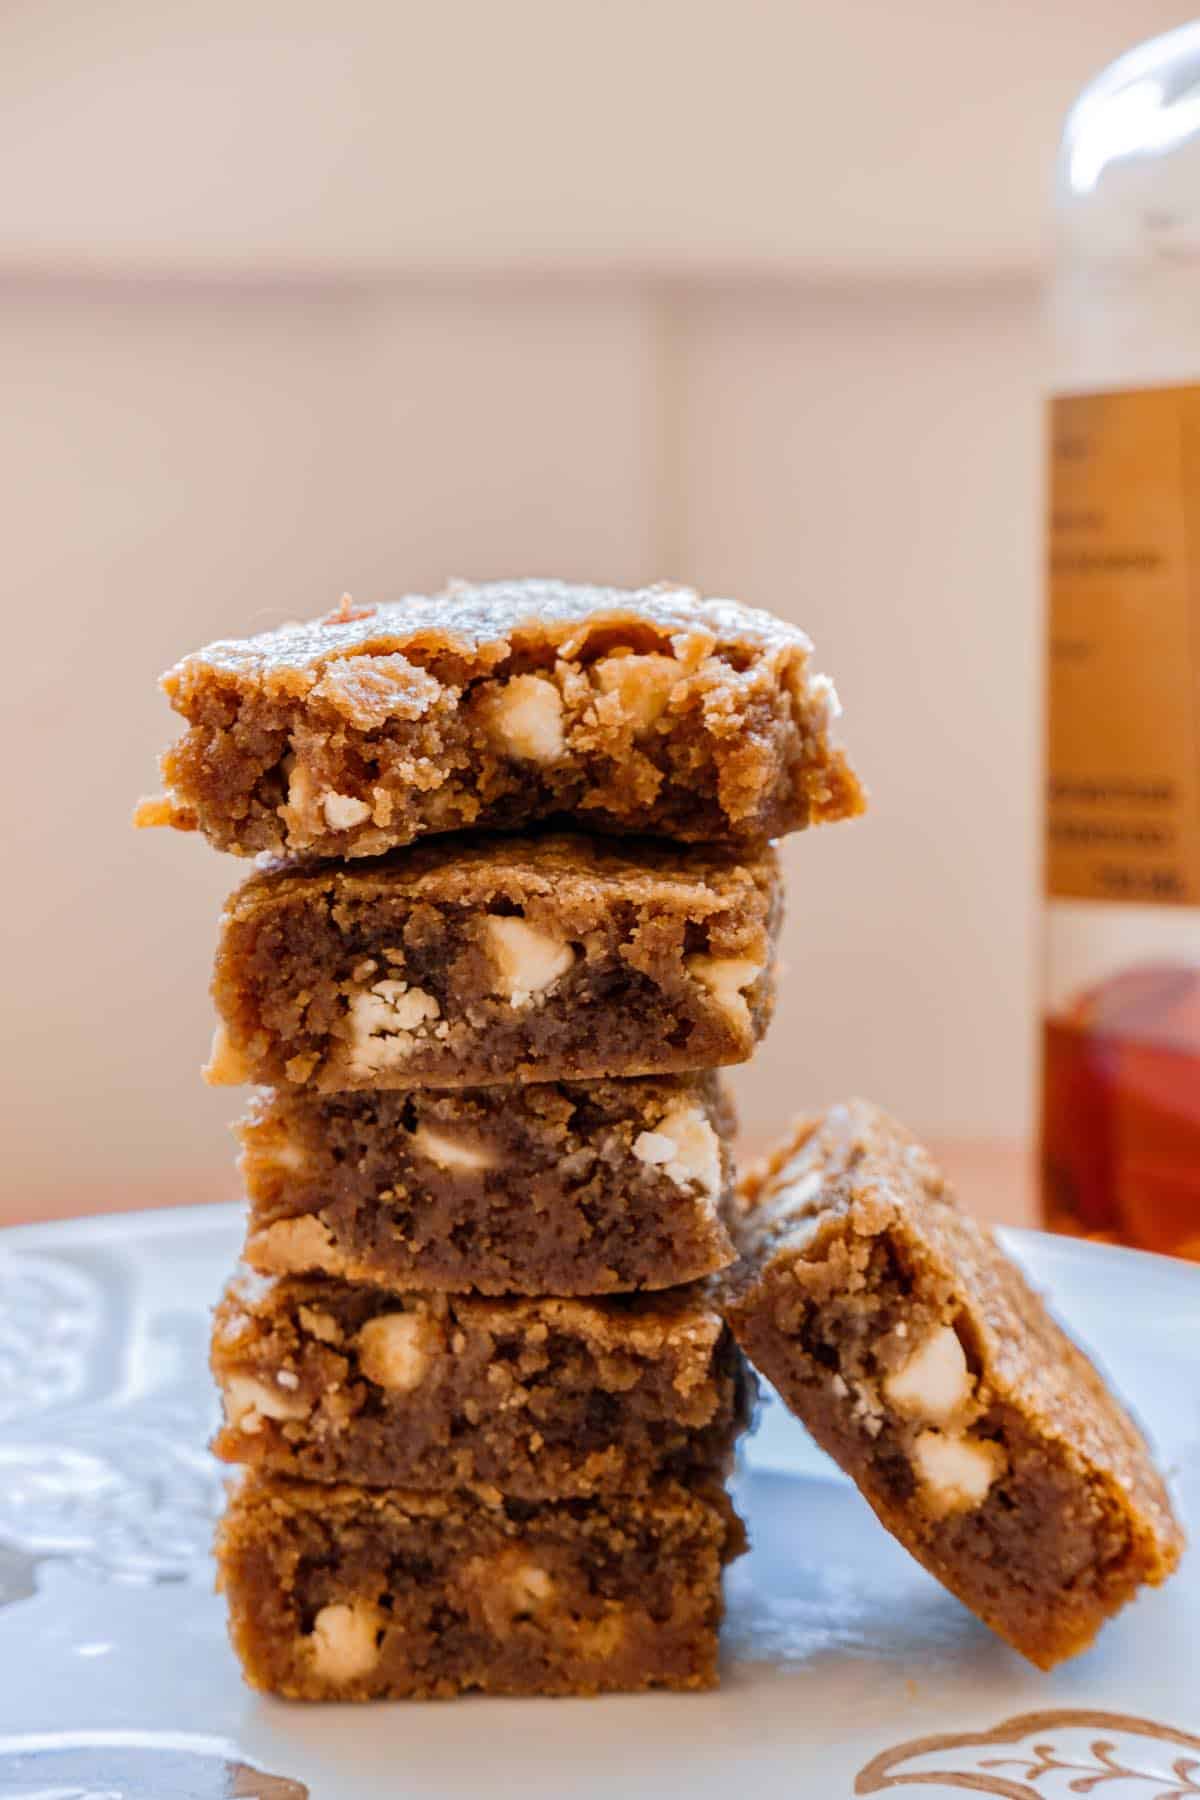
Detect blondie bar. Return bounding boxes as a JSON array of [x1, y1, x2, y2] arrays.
[[217, 1475, 743, 1698], [240, 1075, 737, 1295], [211, 1273, 750, 1498], [208, 833, 780, 1090], [138, 579, 864, 859], [723, 1100, 1184, 1669]]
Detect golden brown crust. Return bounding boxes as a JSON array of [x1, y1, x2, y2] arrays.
[[724, 1099, 1184, 1668], [143, 579, 865, 857], [175, 582, 814, 684]]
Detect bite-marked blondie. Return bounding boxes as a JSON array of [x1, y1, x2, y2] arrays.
[[138, 579, 864, 858]]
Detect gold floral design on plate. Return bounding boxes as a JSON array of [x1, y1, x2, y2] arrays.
[[857, 1710, 1200, 1797]]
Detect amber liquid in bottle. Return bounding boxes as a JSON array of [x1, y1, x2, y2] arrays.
[[1041, 968, 1200, 1256]]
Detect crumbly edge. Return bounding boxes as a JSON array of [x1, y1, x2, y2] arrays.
[[239, 1075, 738, 1295], [725, 1213, 1181, 1668], [146, 602, 864, 857], [209, 839, 780, 1090], [210, 1277, 751, 1498], [730, 1099, 1184, 1549], [216, 1474, 744, 1700]]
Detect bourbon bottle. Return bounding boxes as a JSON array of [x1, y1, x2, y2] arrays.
[[1042, 26, 1200, 1256]]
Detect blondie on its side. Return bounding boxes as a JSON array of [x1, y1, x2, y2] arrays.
[[212, 1272, 752, 1499], [723, 1099, 1184, 1669], [239, 1074, 737, 1296], [138, 579, 864, 859], [217, 1475, 745, 1700], [208, 833, 780, 1091]]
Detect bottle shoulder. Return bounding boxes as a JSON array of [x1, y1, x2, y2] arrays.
[[1054, 27, 1200, 390], [1058, 24, 1200, 262]]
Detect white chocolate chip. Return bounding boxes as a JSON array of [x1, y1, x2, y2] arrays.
[[322, 791, 372, 831], [308, 1600, 383, 1683], [348, 980, 441, 1072], [685, 955, 762, 1029], [298, 1304, 343, 1345], [485, 916, 575, 1008], [632, 1131, 674, 1165], [283, 760, 319, 827], [356, 1311, 440, 1391], [632, 1103, 721, 1198], [505, 1561, 555, 1611], [355, 980, 440, 1032], [224, 1373, 309, 1431], [411, 1126, 496, 1173], [594, 653, 677, 732], [912, 1431, 1006, 1515], [246, 1213, 342, 1275], [849, 1381, 885, 1435], [255, 1136, 308, 1174], [884, 1326, 974, 1426], [488, 674, 565, 761], [470, 1553, 557, 1629]]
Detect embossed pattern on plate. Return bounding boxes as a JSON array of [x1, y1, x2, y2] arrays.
[[0, 1229, 224, 1603]]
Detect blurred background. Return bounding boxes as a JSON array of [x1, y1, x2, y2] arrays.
[[2, 0, 1193, 1226]]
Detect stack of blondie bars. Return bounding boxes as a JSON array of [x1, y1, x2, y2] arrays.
[[139, 580, 865, 1697]]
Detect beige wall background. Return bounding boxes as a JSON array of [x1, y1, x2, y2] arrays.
[[1, 2, 1192, 1214]]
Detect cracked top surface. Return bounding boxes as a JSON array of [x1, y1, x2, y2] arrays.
[[164, 580, 814, 693], [140, 576, 865, 859]]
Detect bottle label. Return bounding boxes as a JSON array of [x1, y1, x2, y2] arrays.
[[1046, 386, 1200, 906]]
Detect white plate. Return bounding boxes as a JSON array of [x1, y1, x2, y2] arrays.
[[0, 1205, 1196, 1799]]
